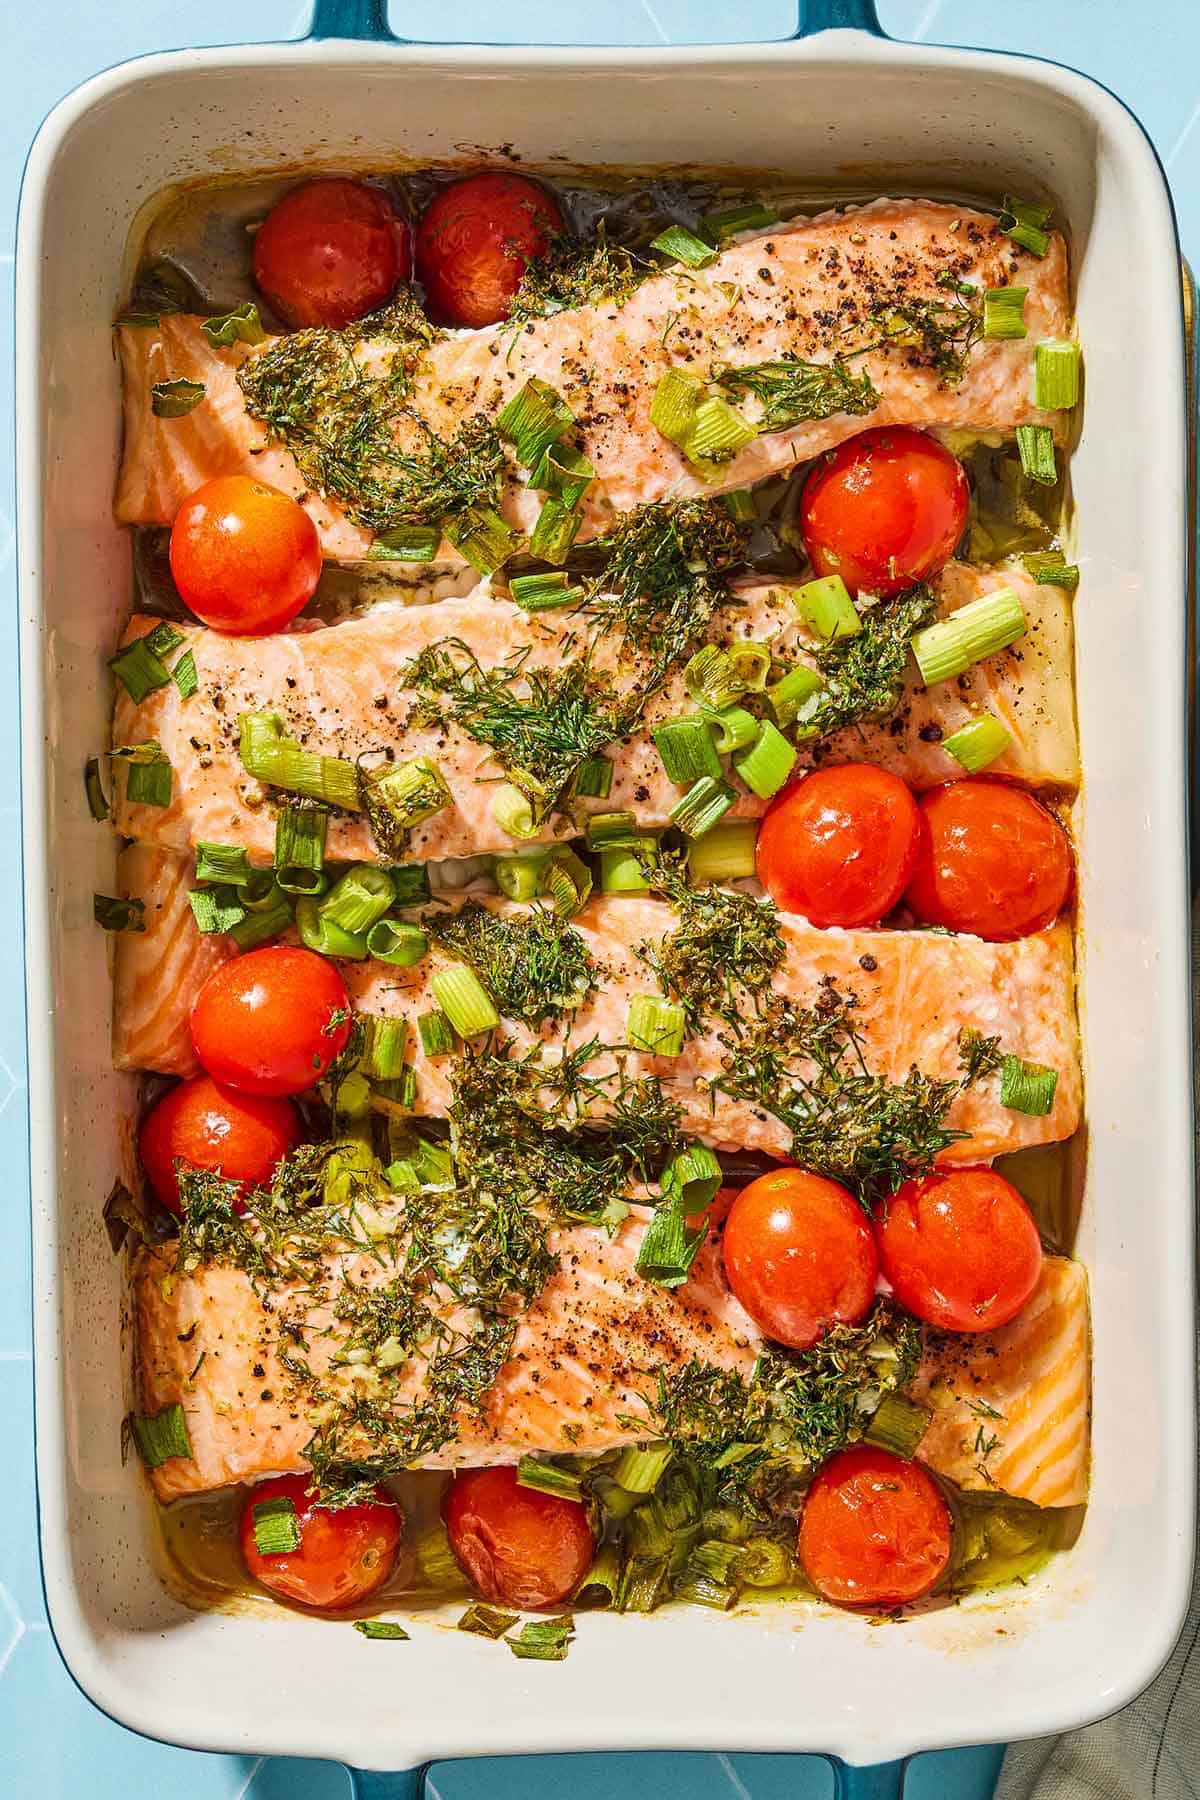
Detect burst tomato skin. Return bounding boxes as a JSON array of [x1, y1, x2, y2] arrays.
[[444, 1465, 594, 1610], [722, 1168, 878, 1351], [876, 1167, 1043, 1334], [252, 177, 410, 328], [415, 172, 564, 328], [240, 1474, 402, 1611], [904, 778, 1073, 941], [798, 426, 969, 597], [755, 764, 925, 927], [169, 476, 322, 635], [190, 946, 352, 1097], [138, 1075, 300, 1216], [799, 1444, 953, 1608]]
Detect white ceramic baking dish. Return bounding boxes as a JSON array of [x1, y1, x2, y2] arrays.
[[15, 2, 1197, 1793]]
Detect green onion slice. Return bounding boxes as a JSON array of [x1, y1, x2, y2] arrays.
[[238, 713, 361, 812], [319, 865, 396, 935], [1034, 339, 1080, 411], [151, 378, 205, 418], [651, 223, 718, 268], [636, 1190, 708, 1289], [94, 894, 146, 933], [359, 757, 450, 857], [733, 719, 797, 799], [649, 367, 706, 448], [528, 497, 582, 565], [273, 803, 329, 896], [360, 1016, 410, 1082], [537, 845, 593, 918], [494, 849, 550, 902], [909, 588, 1027, 686], [768, 664, 823, 731], [791, 573, 861, 642], [575, 1542, 622, 1611], [728, 641, 771, 692], [506, 1616, 575, 1662], [999, 194, 1052, 258], [684, 644, 745, 713], [108, 632, 175, 704], [942, 713, 1013, 774], [661, 1143, 722, 1210], [188, 886, 246, 935], [195, 842, 252, 887], [723, 488, 757, 523], [572, 755, 612, 800], [353, 1620, 410, 1640], [706, 705, 757, 755], [739, 1536, 793, 1588], [170, 649, 199, 699], [612, 1443, 675, 1494], [627, 994, 686, 1057], [128, 1403, 192, 1468], [700, 200, 778, 240], [1000, 1055, 1058, 1115], [389, 864, 432, 908], [418, 1008, 457, 1057], [431, 964, 500, 1036], [496, 377, 575, 470], [653, 714, 724, 786], [509, 571, 582, 612], [982, 287, 1028, 340], [85, 757, 111, 822], [686, 395, 757, 464], [252, 1494, 302, 1556], [364, 919, 428, 967], [585, 810, 639, 850], [112, 741, 173, 808], [517, 1455, 584, 1501], [228, 896, 292, 951], [669, 775, 737, 839], [492, 783, 538, 840], [295, 897, 368, 960], [863, 1393, 931, 1460], [368, 525, 441, 562], [529, 440, 595, 508], [1015, 422, 1058, 486], [686, 819, 758, 884], [599, 841, 657, 895], [458, 1603, 519, 1640], [1022, 551, 1079, 589], [444, 505, 521, 575], [201, 302, 266, 347]]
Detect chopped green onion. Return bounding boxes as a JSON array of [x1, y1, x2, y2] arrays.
[[238, 713, 361, 811], [444, 505, 520, 575], [653, 715, 723, 786], [491, 783, 538, 840], [733, 719, 797, 799], [739, 1536, 793, 1588], [686, 820, 758, 884], [187, 886, 246, 935], [612, 1443, 675, 1494], [431, 964, 500, 1036], [359, 1016, 409, 1082], [942, 713, 1013, 773], [151, 378, 205, 418], [982, 287, 1027, 340], [864, 1393, 931, 1460], [228, 896, 292, 950], [537, 845, 593, 917], [331, 1070, 371, 1120], [700, 200, 778, 240], [627, 994, 686, 1057], [706, 705, 758, 755], [496, 377, 575, 469], [85, 756, 111, 822], [651, 223, 718, 267], [360, 756, 450, 855], [684, 644, 745, 712], [389, 864, 432, 908], [509, 571, 582, 612], [1015, 422, 1057, 486], [201, 302, 266, 347], [728, 641, 771, 692], [117, 312, 161, 328], [113, 741, 173, 807], [128, 1403, 192, 1468], [791, 573, 861, 642], [506, 1615, 575, 1662], [295, 897, 369, 960], [517, 1456, 584, 1501], [1034, 339, 1080, 410], [528, 497, 582, 565], [273, 803, 328, 896], [94, 895, 145, 933], [723, 488, 757, 523], [529, 440, 595, 508], [689, 1539, 744, 1584], [414, 1525, 466, 1590], [686, 395, 757, 463], [1022, 551, 1079, 589], [318, 865, 396, 935], [669, 775, 737, 838], [673, 1573, 737, 1611], [585, 810, 639, 850], [910, 587, 1027, 685], [108, 633, 174, 704], [240, 869, 287, 912], [662, 1143, 722, 1210], [367, 525, 440, 562], [768, 664, 824, 730], [353, 1620, 410, 1640], [364, 919, 428, 967], [458, 1603, 518, 1639], [573, 755, 613, 799], [617, 1555, 671, 1614], [171, 649, 199, 699], [494, 849, 550, 902], [252, 1494, 302, 1555], [650, 366, 706, 447], [636, 1190, 708, 1289], [999, 194, 1052, 258], [418, 1009, 457, 1057], [575, 1542, 622, 1610], [1000, 1055, 1058, 1115], [195, 842, 252, 887], [599, 840, 658, 894]]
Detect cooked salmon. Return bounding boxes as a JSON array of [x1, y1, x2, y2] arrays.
[[110, 560, 1075, 866], [112, 844, 233, 1077], [115, 200, 1070, 554], [910, 1256, 1091, 1507]]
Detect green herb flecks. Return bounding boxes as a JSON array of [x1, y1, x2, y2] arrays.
[[426, 900, 596, 1027], [869, 277, 983, 385], [713, 355, 879, 431], [637, 858, 785, 1032], [509, 222, 648, 326], [792, 584, 937, 743]]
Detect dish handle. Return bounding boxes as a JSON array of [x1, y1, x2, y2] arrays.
[[830, 1758, 908, 1798], [305, 0, 888, 37], [345, 1767, 429, 1799], [792, 1, 886, 33]]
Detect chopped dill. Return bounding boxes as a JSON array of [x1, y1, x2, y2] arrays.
[[713, 354, 879, 430], [958, 1028, 1006, 1086], [799, 584, 938, 743], [508, 221, 648, 326], [637, 857, 784, 1031], [426, 900, 595, 1026], [868, 278, 982, 384]]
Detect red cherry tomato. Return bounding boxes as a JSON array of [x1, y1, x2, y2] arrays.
[[415, 172, 564, 329], [799, 1445, 953, 1608], [875, 1167, 1043, 1334], [904, 779, 1073, 941], [722, 1168, 878, 1351], [139, 1075, 300, 1216], [444, 1465, 594, 1610], [240, 1474, 402, 1611], [169, 476, 322, 635], [755, 764, 925, 927], [799, 426, 969, 598], [252, 177, 410, 328], [190, 946, 352, 1098]]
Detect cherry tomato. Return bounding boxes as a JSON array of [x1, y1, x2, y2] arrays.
[[240, 1474, 402, 1611], [190, 946, 352, 1098], [252, 177, 410, 328], [169, 476, 322, 635], [875, 1167, 1043, 1334], [444, 1465, 594, 1610], [755, 764, 925, 927], [722, 1168, 878, 1351], [415, 172, 564, 329], [798, 426, 969, 598], [139, 1074, 300, 1216], [904, 779, 1073, 941], [799, 1445, 953, 1608]]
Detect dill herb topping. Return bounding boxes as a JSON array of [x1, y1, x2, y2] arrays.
[[713, 355, 880, 431], [796, 584, 938, 743], [425, 901, 596, 1028], [868, 276, 982, 384], [509, 222, 648, 326], [637, 858, 785, 1032]]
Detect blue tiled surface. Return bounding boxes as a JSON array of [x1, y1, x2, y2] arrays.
[[3, 2, 1197, 1795]]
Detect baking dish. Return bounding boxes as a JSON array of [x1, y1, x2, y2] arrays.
[[15, 0, 1196, 1790]]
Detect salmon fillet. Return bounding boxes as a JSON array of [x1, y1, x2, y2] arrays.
[[110, 560, 1075, 866], [114, 200, 1070, 553], [910, 1256, 1091, 1507], [112, 844, 233, 1077]]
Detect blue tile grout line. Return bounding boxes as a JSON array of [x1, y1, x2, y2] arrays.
[[4, 2, 1199, 1795]]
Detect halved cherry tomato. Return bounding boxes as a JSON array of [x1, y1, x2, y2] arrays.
[[169, 476, 322, 635], [875, 1167, 1043, 1334], [904, 778, 1073, 941], [190, 946, 352, 1097], [240, 1474, 402, 1611], [139, 1074, 300, 1216], [415, 172, 564, 328], [798, 1444, 953, 1608], [252, 177, 410, 328], [444, 1464, 594, 1611], [798, 426, 969, 597], [755, 764, 925, 927], [723, 1169, 877, 1351]]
